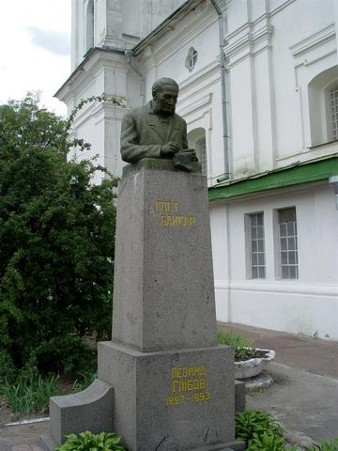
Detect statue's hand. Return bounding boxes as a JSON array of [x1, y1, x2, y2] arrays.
[[161, 142, 180, 157], [181, 148, 198, 160]]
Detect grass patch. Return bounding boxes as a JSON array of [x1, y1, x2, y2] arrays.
[[217, 329, 264, 361], [72, 370, 97, 393], [0, 368, 59, 417], [217, 330, 254, 349]]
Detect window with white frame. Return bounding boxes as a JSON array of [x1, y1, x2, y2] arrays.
[[277, 207, 298, 279], [329, 85, 338, 141], [245, 212, 266, 279]]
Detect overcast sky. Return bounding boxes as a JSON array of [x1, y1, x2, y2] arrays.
[[0, 0, 71, 116]]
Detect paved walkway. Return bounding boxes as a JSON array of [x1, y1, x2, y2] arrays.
[[1, 323, 338, 450], [220, 323, 338, 445]]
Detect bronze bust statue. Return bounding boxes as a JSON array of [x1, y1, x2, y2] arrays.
[[120, 77, 200, 172]]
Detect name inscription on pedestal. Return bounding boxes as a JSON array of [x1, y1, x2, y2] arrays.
[[165, 366, 211, 407], [155, 200, 196, 227]]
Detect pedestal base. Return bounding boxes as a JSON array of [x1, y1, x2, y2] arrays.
[[98, 341, 236, 451], [40, 379, 114, 450]]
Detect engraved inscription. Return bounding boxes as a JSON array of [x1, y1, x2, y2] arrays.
[[165, 365, 211, 406], [155, 200, 196, 227]]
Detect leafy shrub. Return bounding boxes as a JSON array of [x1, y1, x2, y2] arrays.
[[236, 409, 338, 451], [0, 93, 117, 378], [55, 431, 127, 451], [247, 431, 286, 450], [235, 409, 284, 446], [0, 350, 16, 385], [309, 438, 338, 451], [31, 334, 97, 375]]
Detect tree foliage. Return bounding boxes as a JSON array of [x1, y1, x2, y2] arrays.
[[0, 93, 117, 375]]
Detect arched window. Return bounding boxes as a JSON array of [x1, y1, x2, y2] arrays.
[[188, 128, 207, 176], [86, 0, 94, 52], [308, 66, 338, 146], [329, 84, 338, 141]]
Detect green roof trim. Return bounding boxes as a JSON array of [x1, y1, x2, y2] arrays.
[[208, 155, 338, 201]]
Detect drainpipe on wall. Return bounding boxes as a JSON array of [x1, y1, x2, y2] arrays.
[[209, 0, 230, 181], [124, 49, 145, 105]]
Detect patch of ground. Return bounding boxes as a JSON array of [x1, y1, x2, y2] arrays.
[[0, 396, 12, 426]]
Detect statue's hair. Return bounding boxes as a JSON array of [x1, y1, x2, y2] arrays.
[[152, 78, 179, 97]]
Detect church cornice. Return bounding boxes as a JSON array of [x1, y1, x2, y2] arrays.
[[55, 46, 126, 101], [130, 1, 225, 76]]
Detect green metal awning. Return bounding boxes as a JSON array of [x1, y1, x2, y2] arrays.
[[208, 154, 338, 201]]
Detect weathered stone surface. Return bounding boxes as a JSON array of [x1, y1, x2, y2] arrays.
[[98, 341, 235, 451], [47, 379, 114, 446], [112, 161, 217, 352], [235, 381, 246, 412]]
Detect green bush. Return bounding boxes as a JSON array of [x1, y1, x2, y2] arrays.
[[247, 431, 286, 451], [0, 350, 16, 385], [0, 93, 117, 378], [309, 438, 338, 451], [31, 334, 97, 376], [55, 431, 127, 451], [235, 409, 284, 446]]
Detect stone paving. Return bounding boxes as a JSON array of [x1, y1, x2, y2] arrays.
[[0, 420, 47, 450]]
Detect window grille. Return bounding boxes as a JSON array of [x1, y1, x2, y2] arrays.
[[330, 86, 338, 141], [248, 213, 266, 279], [278, 207, 298, 279]]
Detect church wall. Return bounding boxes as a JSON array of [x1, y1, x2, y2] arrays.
[[61, 0, 338, 340], [210, 183, 338, 340], [210, 0, 338, 340], [226, 0, 338, 178]]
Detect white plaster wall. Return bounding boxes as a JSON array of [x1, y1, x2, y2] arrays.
[[209, 204, 230, 322], [270, 0, 336, 158], [209, 184, 338, 340], [72, 0, 186, 70], [140, 0, 186, 37], [69, 105, 106, 184], [104, 105, 125, 177], [225, 0, 337, 178]]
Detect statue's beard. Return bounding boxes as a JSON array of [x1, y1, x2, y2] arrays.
[[152, 99, 176, 117]]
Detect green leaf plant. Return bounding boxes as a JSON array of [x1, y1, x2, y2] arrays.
[[235, 409, 284, 447], [55, 431, 127, 451]]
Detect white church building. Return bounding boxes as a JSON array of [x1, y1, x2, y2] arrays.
[[56, 0, 338, 341]]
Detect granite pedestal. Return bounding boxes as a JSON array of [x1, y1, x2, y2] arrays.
[[42, 160, 243, 451]]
